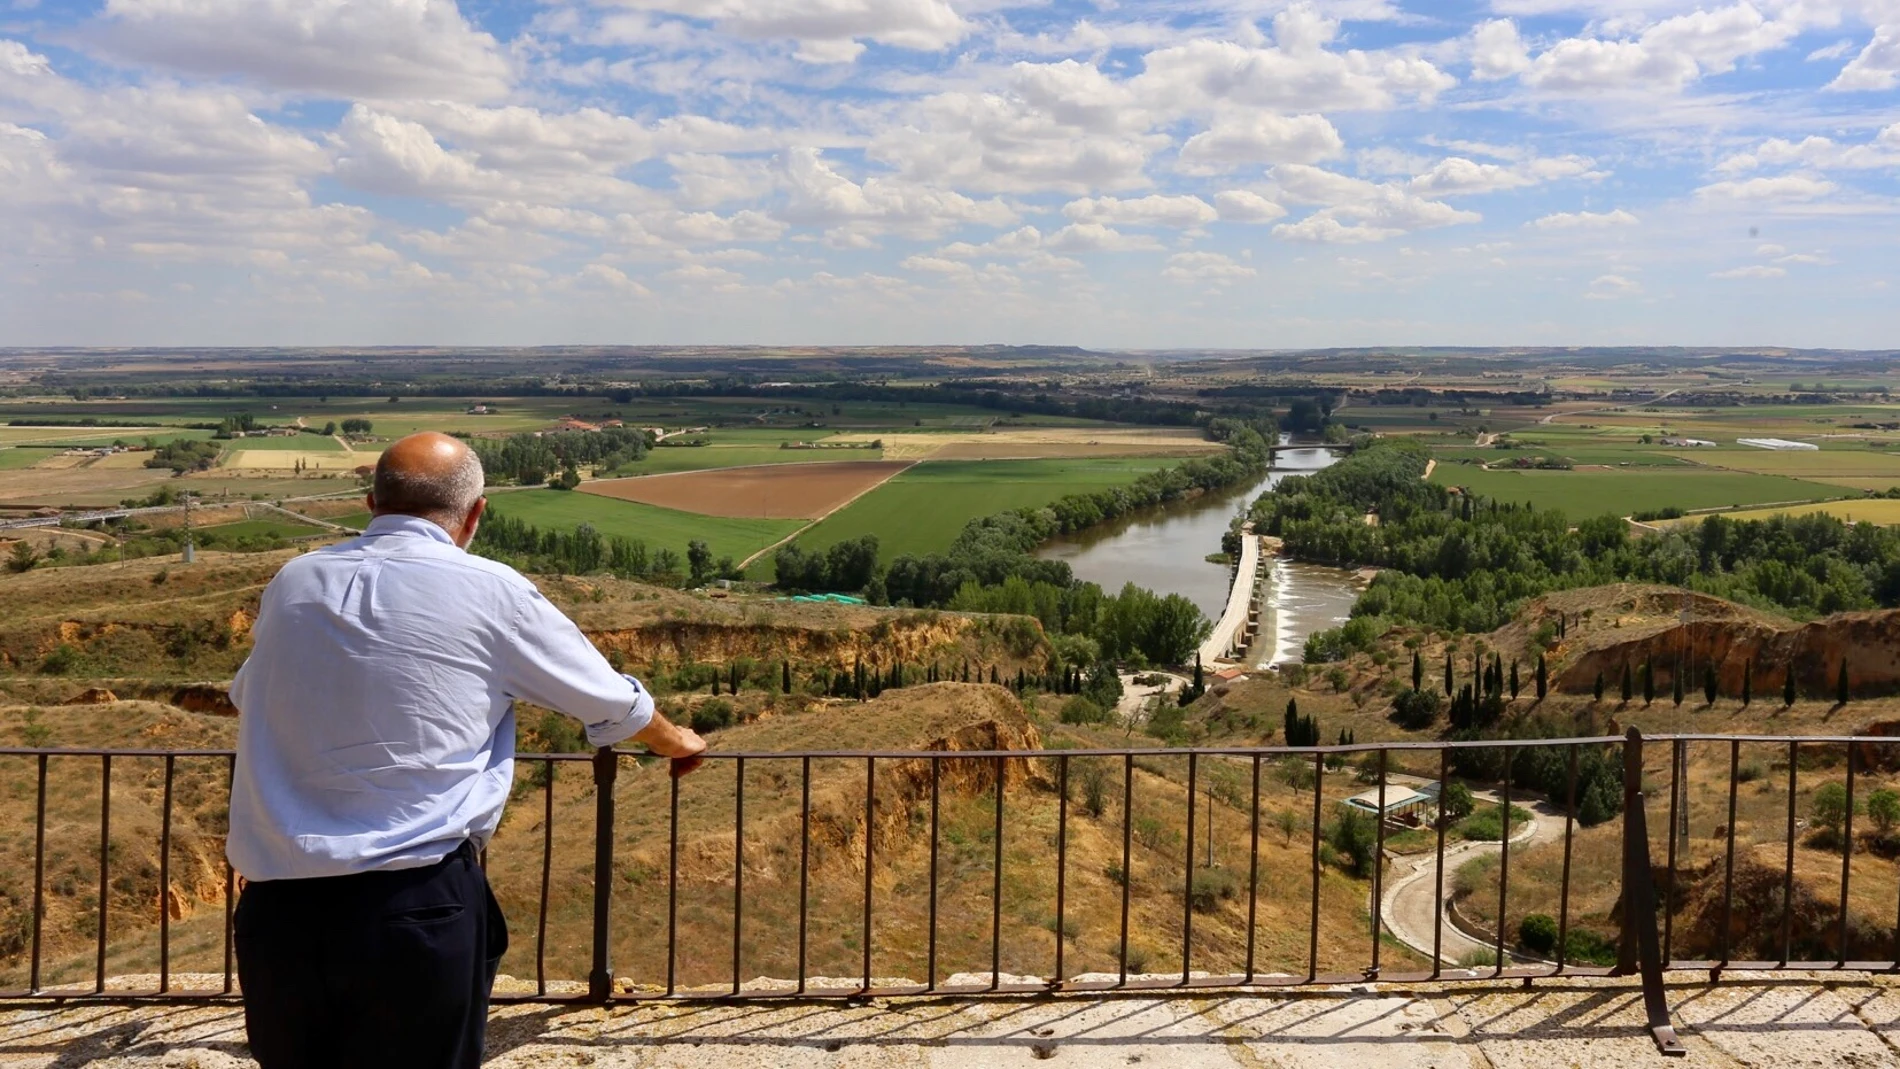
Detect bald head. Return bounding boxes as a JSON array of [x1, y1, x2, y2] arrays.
[[370, 432, 486, 543]]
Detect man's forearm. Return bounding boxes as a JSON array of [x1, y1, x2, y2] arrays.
[[631, 710, 704, 759]]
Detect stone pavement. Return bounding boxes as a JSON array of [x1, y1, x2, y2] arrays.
[[6, 972, 1900, 1067]]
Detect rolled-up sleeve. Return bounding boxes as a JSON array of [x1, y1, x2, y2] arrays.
[[501, 585, 654, 747]]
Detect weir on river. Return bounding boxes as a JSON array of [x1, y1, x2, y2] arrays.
[[1038, 441, 1362, 667]]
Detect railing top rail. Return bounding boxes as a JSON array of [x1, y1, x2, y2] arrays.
[[0, 737, 1638, 761], [1648, 732, 1895, 744]]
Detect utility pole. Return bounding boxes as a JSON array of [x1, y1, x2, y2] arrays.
[[182, 493, 196, 565]]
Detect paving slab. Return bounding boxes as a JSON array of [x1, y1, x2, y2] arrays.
[[9, 974, 1900, 1067], [1666, 972, 1899, 1068]]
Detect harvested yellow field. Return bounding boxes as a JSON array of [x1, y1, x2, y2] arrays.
[[222, 449, 379, 471], [822, 427, 1223, 461], [0, 427, 165, 445], [88, 450, 157, 470], [1659, 499, 1900, 527]]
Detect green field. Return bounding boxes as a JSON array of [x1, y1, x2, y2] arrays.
[[777, 457, 1180, 566], [0, 448, 59, 470], [483, 489, 803, 564], [220, 434, 346, 451], [197, 518, 328, 540], [329, 511, 372, 530], [1429, 465, 1847, 516]]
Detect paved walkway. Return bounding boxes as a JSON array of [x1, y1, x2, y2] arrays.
[[1380, 788, 1567, 966], [9, 973, 1900, 1066]]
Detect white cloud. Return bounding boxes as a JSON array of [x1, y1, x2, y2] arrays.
[[1830, 26, 1900, 91], [1213, 190, 1288, 223], [1044, 223, 1163, 252], [868, 61, 1165, 194], [1176, 113, 1344, 174], [1712, 264, 1786, 278], [573, 263, 652, 297], [1530, 208, 1640, 229], [1715, 129, 1900, 173], [777, 146, 1015, 239], [1520, 3, 1804, 94], [660, 261, 746, 290], [334, 106, 487, 198], [1062, 194, 1218, 228], [1271, 163, 1482, 239], [1585, 273, 1641, 299], [1132, 5, 1455, 114], [1272, 216, 1404, 243], [620, 0, 967, 60], [1408, 155, 1600, 196], [1470, 19, 1531, 80], [1161, 251, 1255, 283], [1694, 174, 1839, 201], [87, 0, 511, 101]]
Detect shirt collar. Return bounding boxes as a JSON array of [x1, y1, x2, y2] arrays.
[[363, 513, 458, 546]]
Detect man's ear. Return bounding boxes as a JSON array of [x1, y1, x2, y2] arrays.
[[457, 497, 488, 546], [364, 492, 377, 513]]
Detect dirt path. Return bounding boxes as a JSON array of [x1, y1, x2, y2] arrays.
[[1379, 785, 1566, 966], [735, 461, 918, 572], [1115, 672, 1188, 723], [1422, 459, 1436, 481], [1538, 388, 1680, 425]]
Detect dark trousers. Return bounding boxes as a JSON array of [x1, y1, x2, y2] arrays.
[[235, 843, 508, 1069]]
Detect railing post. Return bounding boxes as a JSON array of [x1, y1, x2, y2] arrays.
[[588, 746, 618, 1003], [1619, 728, 1643, 976], [1620, 728, 1686, 1057]]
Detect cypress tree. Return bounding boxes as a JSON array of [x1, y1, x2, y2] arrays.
[[1593, 669, 1604, 702], [1412, 650, 1423, 692], [962, 661, 970, 684], [1741, 658, 1753, 707], [1783, 665, 1796, 707], [710, 677, 720, 697], [729, 662, 741, 694], [1444, 649, 1455, 696], [1703, 662, 1718, 707], [1621, 662, 1634, 703], [1195, 654, 1206, 693], [855, 658, 865, 700], [1642, 660, 1655, 706], [1015, 666, 1026, 692], [783, 661, 793, 693], [1838, 660, 1851, 706], [1671, 661, 1683, 708], [989, 665, 999, 685], [1534, 654, 1547, 701], [1509, 659, 1521, 700]]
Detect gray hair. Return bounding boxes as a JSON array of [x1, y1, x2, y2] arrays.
[[372, 447, 484, 527]]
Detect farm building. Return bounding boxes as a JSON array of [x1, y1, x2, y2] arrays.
[[1737, 437, 1819, 451], [1660, 437, 1715, 447]]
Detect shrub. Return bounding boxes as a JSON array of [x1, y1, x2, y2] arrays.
[[1391, 687, 1442, 730], [1439, 781, 1475, 822], [38, 643, 79, 675], [1867, 788, 1900, 836], [1563, 929, 1619, 967], [1518, 913, 1558, 956], [1810, 781, 1853, 844], [1458, 949, 1500, 969], [1327, 807, 1377, 876], [1736, 762, 1766, 784], [1189, 867, 1241, 913], [1078, 762, 1110, 818], [1059, 696, 1111, 725], [1457, 802, 1532, 842], [690, 699, 735, 734]]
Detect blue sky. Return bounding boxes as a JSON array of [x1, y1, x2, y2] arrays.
[[0, 0, 1895, 348]]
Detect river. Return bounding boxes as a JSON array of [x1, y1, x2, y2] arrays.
[[1037, 443, 1362, 666]]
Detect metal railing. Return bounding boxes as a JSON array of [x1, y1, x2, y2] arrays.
[[11, 728, 1900, 1056]]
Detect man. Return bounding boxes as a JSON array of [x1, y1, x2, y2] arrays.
[[228, 432, 705, 1068]]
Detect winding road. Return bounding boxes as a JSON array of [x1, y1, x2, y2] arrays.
[[1379, 784, 1568, 965]]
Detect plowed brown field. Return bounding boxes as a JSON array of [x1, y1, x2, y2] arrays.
[[579, 461, 911, 519]]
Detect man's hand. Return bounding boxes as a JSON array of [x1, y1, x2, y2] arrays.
[[631, 711, 709, 778]]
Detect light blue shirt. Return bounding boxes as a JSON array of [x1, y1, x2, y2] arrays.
[[227, 514, 654, 881]]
